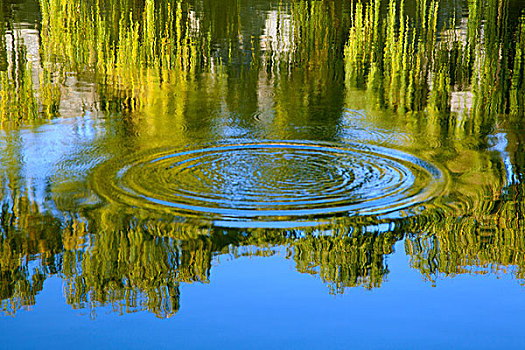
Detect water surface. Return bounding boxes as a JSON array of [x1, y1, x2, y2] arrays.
[[1, 0, 525, 348]]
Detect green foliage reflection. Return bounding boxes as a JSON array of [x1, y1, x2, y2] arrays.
[[39, 0, 209, 113], [0, 36, 38, 123], [345, 0, 525, 117], [1, 196, 402, 316], [0, 0, 525, 318], [406, 183, 525, 283]]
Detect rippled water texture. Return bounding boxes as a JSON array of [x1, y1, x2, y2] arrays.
[[3, 0, 525, 347], [93, 141, 444, 226]]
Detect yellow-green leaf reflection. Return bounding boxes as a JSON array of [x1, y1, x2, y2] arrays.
[[0, 0, 525, 329]]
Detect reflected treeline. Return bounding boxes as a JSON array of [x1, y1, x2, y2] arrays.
[[1, 0, 524, 122], [345, 0, 525, 117], [0, 0, 212, 126], [4, 185, 525, 316], [405, 181, 525, 283], [401, 119, 525, 282], [1, 0, 356, 136], [1, 198, 402, 316], [39, 0, 209, 113], [0, 194, 63, 314], [1, 0, 525, 318], [293, 225, 402, 293], [0, 33, 38, 123]]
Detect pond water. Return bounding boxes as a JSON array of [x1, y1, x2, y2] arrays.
[[1, 0, 525, 348]]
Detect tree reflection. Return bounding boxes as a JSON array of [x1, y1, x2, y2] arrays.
[[0, 194, 63, 314], [345, 0, 525, 117], [405, 176, 525, 284], [1, 0, 525, 318], [1, 201, 402, 316], [293, 227, 401, 292]]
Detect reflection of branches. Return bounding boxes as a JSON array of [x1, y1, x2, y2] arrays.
[[0, 1, 60, 125], [345, 0, 525, 117], [1, 195, 404, 317], [0, 194, 63, 315], [0, 34, 38, 124], [406, 183, 525, 283], [39, 0, 208, 114], [342, 0, 525, 284], [5, 180, 525, 316], [64, 231, 189, 319], [293, 229, 402, 293]]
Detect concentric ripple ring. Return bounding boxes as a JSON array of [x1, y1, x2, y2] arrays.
[[92, 141, 445, 224]]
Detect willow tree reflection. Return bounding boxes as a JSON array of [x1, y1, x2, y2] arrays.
[[293, 225, 402, 292], [262, 0, 351, 140], [345, 0, 525, 118], [404, 130, 525, 284], [39, 0, 209, 109], [63, 215, 403, 314], [1, 202, 402, 316], [0, 35, 38, 123], [342, 0, 525, 283], [405, 183, 525, 283], [1, 0, 525, 318], [0, 194, 64, 314]]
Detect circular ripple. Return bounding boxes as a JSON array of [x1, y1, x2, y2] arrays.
[[92, 141, 445, 225]]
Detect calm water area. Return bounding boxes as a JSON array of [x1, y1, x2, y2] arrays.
[[1, 0, 525, 348]]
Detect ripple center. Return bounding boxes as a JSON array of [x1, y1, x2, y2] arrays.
[[92, 141, 445, 225]]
